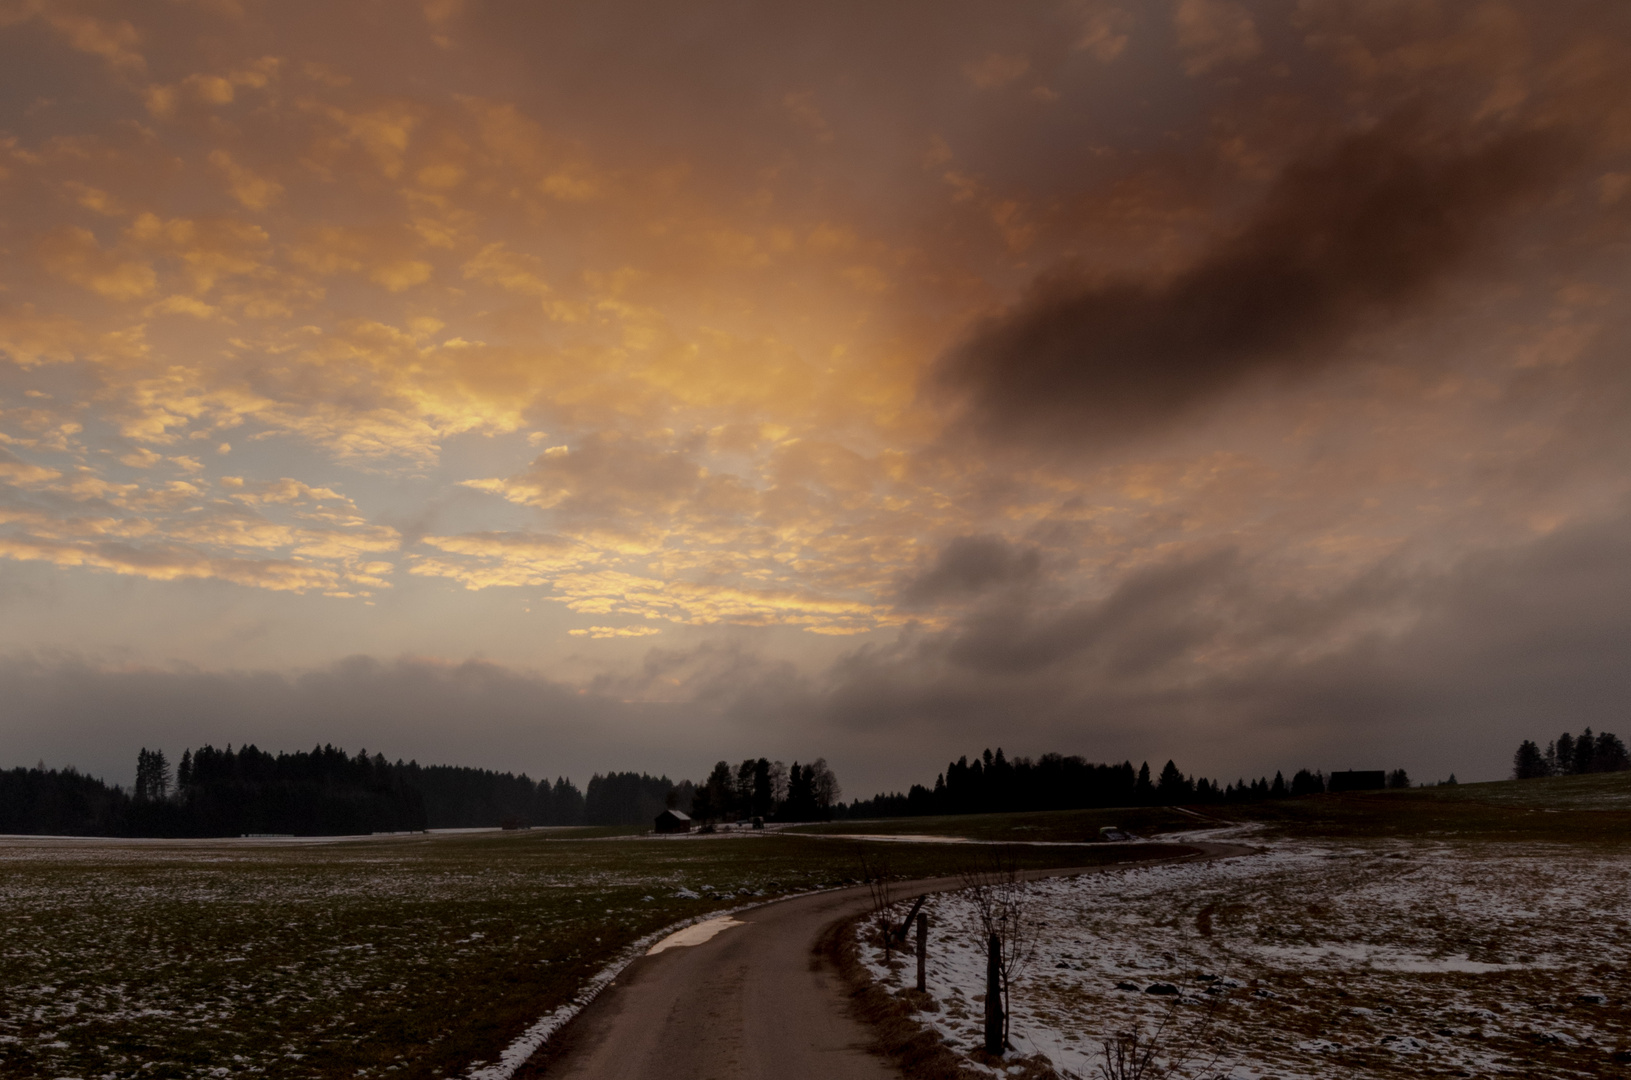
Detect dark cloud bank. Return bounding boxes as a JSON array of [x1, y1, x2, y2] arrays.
[[896, 533, 1043, 609], [0, 656, 701, 791], [936, 118, 1575, 449], [8, 505, 1631, 795], [825, 506, 1631, 788]]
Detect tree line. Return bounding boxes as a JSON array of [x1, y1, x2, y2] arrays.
[[842, 749, 1411, 818], [0, 745, 843, 837], [687, 758, 839, 822], [6, 738, 1472, 838], [1512, 728, 1630, 779], [0, 745, 697, 837]]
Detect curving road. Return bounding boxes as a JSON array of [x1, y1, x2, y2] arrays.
[[515, 841, 1253, 1080]]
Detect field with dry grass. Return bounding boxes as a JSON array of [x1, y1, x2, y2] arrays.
[[0, 828, 1114, 1079], [853, 774, 1631, 1079], [8, 773, 1625, 1079]]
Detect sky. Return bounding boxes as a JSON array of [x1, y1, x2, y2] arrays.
[[3, 0, 1630, 796]]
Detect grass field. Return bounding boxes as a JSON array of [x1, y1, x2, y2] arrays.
[[7, 774, 1625, 1078], [1381, 771, 1631, 812], [793, 805, 1206, 843], [1211, 771, 1631, 845], [0, 829, 1162, 1079], [804, 771, 1631, 847]]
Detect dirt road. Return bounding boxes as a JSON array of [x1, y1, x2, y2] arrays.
[[517, 841, 1253, 1080]]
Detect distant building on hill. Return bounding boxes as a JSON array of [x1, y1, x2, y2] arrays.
[[654, 808, 692, 834], [1328, 770, 1386, 792]]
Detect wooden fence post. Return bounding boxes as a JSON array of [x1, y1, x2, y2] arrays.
[[916, 911, 927, 992], [984, 932, 1003, 1055]]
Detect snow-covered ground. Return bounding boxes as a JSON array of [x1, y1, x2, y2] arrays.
[[858, 829, 1631, 1078]]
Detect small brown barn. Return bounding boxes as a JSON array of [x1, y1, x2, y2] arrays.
[[654, 809, 692, 834]]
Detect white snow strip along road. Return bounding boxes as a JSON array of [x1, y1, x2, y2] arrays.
[[647, 916, 744, 955], [497, 841, 1250, 1080]]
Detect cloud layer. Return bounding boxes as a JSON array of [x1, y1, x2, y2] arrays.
[[13, 502, 1631, 793], [936, 118, 1575, 448], [2, 1, 1630, 788]]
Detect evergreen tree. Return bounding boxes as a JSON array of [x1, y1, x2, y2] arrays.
[[1270, 770, 1287, 797], [1594, 731, 1631, 773], [780, 760, 818, 821], [688, 783, 713, 822], [692, 761, 735, 822], [988, 748, 1014, 810], [1387, 768, 1411, 789], [751, 758, 773, 817], [1512, 740, 1546, 780], [1571, 728, 1596, 775], [134, 748, 170, 803], [1134, 762, 1154, 803], [1156, 760, 1192, 802], [705, 761, 735, 818], [1290, 768, 1325, 796], [1556, 733, 1576, 774], [550, 777, 585, 824]]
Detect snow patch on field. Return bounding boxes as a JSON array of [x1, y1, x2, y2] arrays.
[[857, 834, 1631, 1078]]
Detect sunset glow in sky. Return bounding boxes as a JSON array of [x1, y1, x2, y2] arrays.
[[4, 1, 1630, 793]]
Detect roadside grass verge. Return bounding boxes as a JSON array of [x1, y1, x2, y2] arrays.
[[823, 908, 986, 1080]]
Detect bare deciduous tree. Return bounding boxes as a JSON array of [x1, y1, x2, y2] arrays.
[[959, 849, 1036, 1048], [810, 758, 840, 810]]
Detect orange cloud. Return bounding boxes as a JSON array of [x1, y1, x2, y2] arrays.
[[1, 4, 145, 75], [963, 53, 1030, 90], [36, 227, 156, 300], [209, 150, 283, 211], [0, 0, 1623, 687]]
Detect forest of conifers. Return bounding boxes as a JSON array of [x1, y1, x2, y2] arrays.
[[0, 744, 671, 838], [1511, 728, 1630, 778], [842, 749, 1392, 818]]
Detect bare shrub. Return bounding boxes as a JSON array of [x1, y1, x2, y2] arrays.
[[857, 846, 898, 959], [1090, 997, 1228, 1080]]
